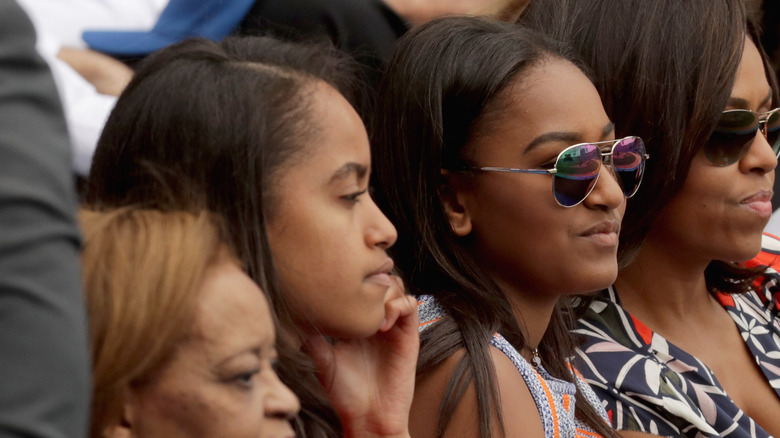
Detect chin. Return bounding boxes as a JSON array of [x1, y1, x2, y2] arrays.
[[729, 247, 764, 263], [568, 269, 618, 295], [724, 235, 765, 262], [326, 317, 384, 339]]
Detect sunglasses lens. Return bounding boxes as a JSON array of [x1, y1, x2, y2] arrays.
[[764, 110, 780, 156], [611, 136, 646, 198], [552, 143, 601, 207], [705, 110, 758, 166]]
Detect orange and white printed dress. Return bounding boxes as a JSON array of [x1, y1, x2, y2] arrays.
[[417, 295, 608, 438]]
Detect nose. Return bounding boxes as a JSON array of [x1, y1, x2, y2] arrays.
[[265, 372, 300, 420], [583, 162, 625, 210], [365, 195, 398, 249], [738, 129, 777, 174]]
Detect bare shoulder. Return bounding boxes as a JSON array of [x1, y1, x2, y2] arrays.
[[409, 346, 545, 438]]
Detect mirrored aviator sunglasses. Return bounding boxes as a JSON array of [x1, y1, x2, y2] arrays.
[[468, 136, 648, 208], [704, 108, 780, 167]]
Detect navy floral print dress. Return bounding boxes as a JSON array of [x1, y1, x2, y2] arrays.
[[573, 235, 780, 437]]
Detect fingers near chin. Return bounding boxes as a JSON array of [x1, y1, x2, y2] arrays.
[[384, 275, 406, 302], [380, 295, 419, 332]]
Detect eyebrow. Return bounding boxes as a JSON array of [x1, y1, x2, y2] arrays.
[[330, 162, 368, 182], [525, 121, 615, 154], [728, 90, 773, 110], [215, 346, 262, 367]]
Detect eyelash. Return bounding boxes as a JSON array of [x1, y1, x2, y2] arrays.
[[342, 188, 369, 203], [232, 369, 260, 388]]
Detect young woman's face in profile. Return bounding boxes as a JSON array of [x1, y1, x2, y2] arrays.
[[123, 260, 299, 438], [266, 81, 400, 339], [648, 38, 776, 263], [449, 58, 626, 296]]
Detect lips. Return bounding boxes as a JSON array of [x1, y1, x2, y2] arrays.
[[582, 220, 620, 236], [741, 190, 773, 218], [365, 259, 395, 287], [580, 220, 620, 246]]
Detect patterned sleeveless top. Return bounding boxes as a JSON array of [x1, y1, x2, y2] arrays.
[[417, 295, 609, 438]]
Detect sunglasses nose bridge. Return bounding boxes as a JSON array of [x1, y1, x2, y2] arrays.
[[599, 149, 615, 169], [598, 152, 622, 184], [758, 117, 773, 139]]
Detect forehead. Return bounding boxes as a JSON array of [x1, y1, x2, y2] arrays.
[[189, 261, 273, 355], [730, 38, 771, 106], [282, 81, 371, 183], [471, 58, 611, 154]]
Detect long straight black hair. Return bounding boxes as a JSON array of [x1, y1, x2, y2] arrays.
[[86, 36, 366, 438], [371, 16, 619, 438], [519, 0, 780, 293]]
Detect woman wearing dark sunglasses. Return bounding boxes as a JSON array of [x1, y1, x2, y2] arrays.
[[519, 0, 780, 437], [371, 16, 649, 438]]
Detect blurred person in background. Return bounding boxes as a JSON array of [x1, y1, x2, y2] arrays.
[[80, 208, 300, 438], [0, 1, 90, 436]]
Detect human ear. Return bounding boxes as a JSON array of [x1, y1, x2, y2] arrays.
[[439, 170, 473, 237], [102, 391, 137, 438]]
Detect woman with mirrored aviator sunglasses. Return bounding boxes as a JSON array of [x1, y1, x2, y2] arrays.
[[371, 16, 649, 438], [520, 1, 780, 437], [465, 136, 647, 207]]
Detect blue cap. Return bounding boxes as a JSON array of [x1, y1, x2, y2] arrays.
[[82, 0, 255, 56]]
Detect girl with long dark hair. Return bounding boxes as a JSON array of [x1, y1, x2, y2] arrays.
[[372, 16, 648, 438], [85, 36, 418, 438]]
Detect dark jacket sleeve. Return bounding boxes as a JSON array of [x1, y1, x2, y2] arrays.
[[0, 1, 91, 437]]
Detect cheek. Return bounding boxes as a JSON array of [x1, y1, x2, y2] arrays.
[[662, 170, 727, 230], [134, 386, 216, 438], [470, 177, 563, 239], [269, 193, 350, 270], [134, 380, 262, 438], [468, 180, 573, 267], [648, 171, 737, 255], [273, 213, 357, 303], [269, 194, 386, 336], [285, 269, 385, 338]]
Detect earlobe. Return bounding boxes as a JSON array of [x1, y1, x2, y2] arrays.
[[439, 171, 473, 237], [102, 394, 136, 438]]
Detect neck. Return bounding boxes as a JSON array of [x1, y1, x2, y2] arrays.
[[616, 235, 717, 328], [491, 276, 559, 351]]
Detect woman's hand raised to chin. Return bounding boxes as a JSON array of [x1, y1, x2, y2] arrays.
[[304, 276, 419, 438]]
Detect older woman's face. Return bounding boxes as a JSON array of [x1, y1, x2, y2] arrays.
[[119, 260, 299, 438], [647, 38, 776, 263]]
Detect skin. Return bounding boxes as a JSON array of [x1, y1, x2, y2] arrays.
[[449, 58, 626, 348], [115, 259, 299, 438], [615, 38, 780, 437], [411, 58, 627, 438], [382, 0, 530, 25], [267, 80, 419, 438], [267, 80, 400, 340], [57, 47, 133, 96]]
